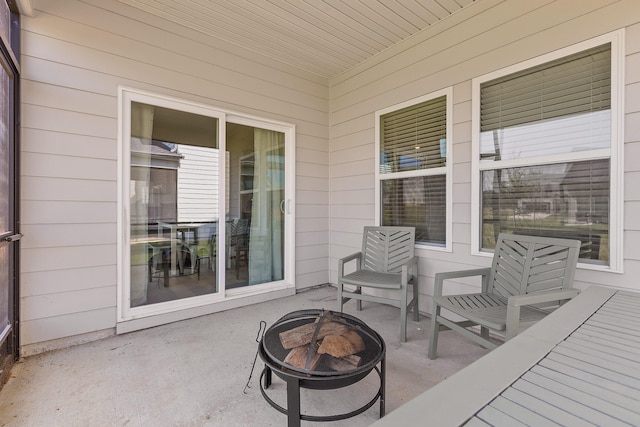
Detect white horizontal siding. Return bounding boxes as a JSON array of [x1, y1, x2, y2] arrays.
[[22, 177, 117, 202], [22, 15, 328, 116], [296, 190, 329, 206], [21, 286, 115, 322], [176, 145, 220, 223], [296, 132, 330, 288], [624, 22, 640, 265], [22, 265, 117, 297], [294, 271, 331, 289], [21, 224, 116, 249], [22, 80, 115, 118], [625, 142, 640, 172], [20, 0, 329, 351], [328, 0, 640, 315], [22, 201, 115, 224], [22, 246, 116, 273], [21, 128, 115, 160], [296, 218, 329, 234], [22, 152, 115, 181], [20, 308, 116, 350]]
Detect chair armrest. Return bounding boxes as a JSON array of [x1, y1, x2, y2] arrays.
[[401, 256, 419, 283], [433, 267, 492, 297], [508, 289, 580, 307], [401, 255, 418, 270], [505, 288, 580, 341], [338, 251, 362, 278], [404, 255, 418, 266]]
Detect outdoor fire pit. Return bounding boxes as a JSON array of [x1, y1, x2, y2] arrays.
[[258, 309, 386, 427]]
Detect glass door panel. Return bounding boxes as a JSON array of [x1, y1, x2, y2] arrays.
[[226, 124, 285, 289], [129, 102, 220, 307], [0, 64, 11, 342]]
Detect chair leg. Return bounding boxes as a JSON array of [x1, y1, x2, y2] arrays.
[[481, 326, 489, 340], [356, 286, 362, 311], [427, 304, 441, 359], [400, 286, 408, 342], [412, 281, 419, 321], [337, 281, 344, 312]]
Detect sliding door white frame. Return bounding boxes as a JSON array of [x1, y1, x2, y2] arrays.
[[117, 87, 295, 331]]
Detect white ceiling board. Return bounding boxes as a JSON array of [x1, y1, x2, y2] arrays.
[[117, 0, 478, 79]]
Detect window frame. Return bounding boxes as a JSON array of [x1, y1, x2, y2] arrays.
[[375, 87, 453, 252], [117, 86, 297, 327], [471, 30, 625, 272]]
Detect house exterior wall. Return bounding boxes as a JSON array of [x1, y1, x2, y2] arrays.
[[19, 0, 329, 354], [19, 0, 640, 355], [328, 0, 640, 314]]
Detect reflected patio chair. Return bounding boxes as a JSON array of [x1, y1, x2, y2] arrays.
[[230, 218, 250, 279], [177, 228, 198, 276], [178, 227, 215, 279], [191, 234, 220, 280], [147, 243, 170, 287], [207, 233, 217, 273]]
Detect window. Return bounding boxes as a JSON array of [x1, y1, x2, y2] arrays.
[[376, 89, 452, 250], [472, 31, 623, 271]]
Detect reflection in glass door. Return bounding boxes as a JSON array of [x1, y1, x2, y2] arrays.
[[123, 90, 293, 322], [129, 102, 220, 307], [227, 124, 285, 289], [0, 8, 18, 365]]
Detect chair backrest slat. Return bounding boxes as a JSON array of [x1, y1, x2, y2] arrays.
[[489, 234, 581, 299], [362, 226, 415, 273]]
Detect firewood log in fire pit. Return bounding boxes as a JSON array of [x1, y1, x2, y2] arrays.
[[278, 313, 349, 349], [282, 329, 366, 371], [325, 354, 362, 371], [279, 312, 368, 372], [317, 329, 365, 358], [284, 341, 322, 370]]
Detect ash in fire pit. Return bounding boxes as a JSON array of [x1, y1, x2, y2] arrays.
[[259, 309, 385, 426]]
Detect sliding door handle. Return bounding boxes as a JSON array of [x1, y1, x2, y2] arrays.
[[4, 233, 22, 243]]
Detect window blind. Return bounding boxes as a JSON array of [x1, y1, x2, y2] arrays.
[[381, 175, 446, 245], [380, 95, 447, 173], [480, 44, 611, 132], [481, 159, 609, 264]]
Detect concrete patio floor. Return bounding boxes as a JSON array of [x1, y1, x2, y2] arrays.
[[0, 285, 491, 426]]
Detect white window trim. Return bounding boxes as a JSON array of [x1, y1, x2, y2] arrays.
[[375, 87, 453, 252], [117, 87, 297, 326], [471, 29, 625, 273]]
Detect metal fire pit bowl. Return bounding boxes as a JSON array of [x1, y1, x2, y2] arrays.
[[258, 309, 386, 427]]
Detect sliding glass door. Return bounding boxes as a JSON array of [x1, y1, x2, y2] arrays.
[[120, 89, 293, 321], [128, 101, 221, 307], [226, 123, 285, 289], [0, 0, 19, 366]]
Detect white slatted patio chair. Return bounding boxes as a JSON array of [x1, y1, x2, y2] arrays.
[[338, 226, 419, 342], [428, 233, 580, 359]]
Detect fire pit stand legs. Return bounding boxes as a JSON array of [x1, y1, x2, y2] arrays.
[[259, 355, 386, 427]]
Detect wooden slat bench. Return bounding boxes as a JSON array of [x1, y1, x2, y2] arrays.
[[373, 286, 640, 426]]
